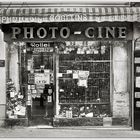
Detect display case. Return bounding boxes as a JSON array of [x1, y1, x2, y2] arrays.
[[58, 41, 111, 118]]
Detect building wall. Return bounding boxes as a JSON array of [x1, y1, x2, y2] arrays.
[[0, 29, 6, 126]]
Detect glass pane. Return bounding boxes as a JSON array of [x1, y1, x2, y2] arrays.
[[58, 41, 111, 118]]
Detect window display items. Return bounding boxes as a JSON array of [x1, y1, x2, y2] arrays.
[[6, 79, 26, 119]]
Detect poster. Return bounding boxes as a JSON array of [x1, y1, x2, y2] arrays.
[[35, 73, 50, 84], [77, 70, 89, 87]]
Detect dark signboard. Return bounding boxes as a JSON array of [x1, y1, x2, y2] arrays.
[[2, 22, 133, 42], [0, 60, 5, 67]]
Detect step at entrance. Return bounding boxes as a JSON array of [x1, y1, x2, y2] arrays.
[[28, 116, 53, 126]]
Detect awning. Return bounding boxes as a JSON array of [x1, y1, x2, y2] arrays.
[[0, 6, 140, 23]]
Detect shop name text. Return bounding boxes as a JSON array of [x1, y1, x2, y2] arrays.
[[11, 26, 126, 40]]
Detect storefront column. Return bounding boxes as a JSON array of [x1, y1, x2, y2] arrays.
[[112, 42, 130, 119], [9, 43, 20, 92], [0, 29, 6, 126]]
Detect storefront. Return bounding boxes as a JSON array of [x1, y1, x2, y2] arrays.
[[0, 4, 140, 128]]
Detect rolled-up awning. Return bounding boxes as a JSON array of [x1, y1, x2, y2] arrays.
[[0, 6, 140, 23]]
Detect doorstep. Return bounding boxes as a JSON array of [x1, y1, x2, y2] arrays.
[[53, 126, 132, 130], [28, 125, 132, 130], [28, 125, 53, 129]]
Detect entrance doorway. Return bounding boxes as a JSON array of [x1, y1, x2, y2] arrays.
[[26, 42, 55, 126]]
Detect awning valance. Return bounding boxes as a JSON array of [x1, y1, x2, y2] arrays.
[[0, 6, 140, 23]]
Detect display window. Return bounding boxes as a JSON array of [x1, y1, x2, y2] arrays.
[[6, 42, 26, 119], [57, 41, 111, 118]]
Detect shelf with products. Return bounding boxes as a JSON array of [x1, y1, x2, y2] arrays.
[[59, 103, 111, 118]]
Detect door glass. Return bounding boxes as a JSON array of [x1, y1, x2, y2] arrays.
[[26, 42, 54, 117]]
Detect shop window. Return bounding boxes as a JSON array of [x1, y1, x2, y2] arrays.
[[58, 41, 111, 118], [6, 42, 26, 119]]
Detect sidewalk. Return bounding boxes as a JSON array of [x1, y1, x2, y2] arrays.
[[0, 126, 140, 138]]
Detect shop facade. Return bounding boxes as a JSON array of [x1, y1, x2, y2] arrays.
[[0, 4, 140, 128]]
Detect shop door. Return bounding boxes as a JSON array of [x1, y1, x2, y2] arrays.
[[27, 42, 55, 126]]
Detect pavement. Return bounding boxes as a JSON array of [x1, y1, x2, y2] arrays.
[[0, 126, 140, 138]]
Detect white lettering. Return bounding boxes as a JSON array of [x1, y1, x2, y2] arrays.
[[11, 27, 21, 39]]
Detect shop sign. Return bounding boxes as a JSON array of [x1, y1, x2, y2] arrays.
[[27, 42, 53, 53], [11, 26, 126, 40], [0, 14, 88, 23], [2, 22, 132, 42], [0, 60, 5, 67]]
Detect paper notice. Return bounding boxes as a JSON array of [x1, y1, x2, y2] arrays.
[[59, 89, 64, 92], [67, 70, 72, 74], [78, 79, 87, 87], [94, 50, 99, 54], [136, 77, 140, 87], [48, 96, 52, 102], [16, 106, 26, 116], [44, 69, 50, 73], [136, 101, 140, 107], [35, 73, 50, 84], [73, 73, 79, 79], [136, 66, 140, 73], [78, 70, 89, 79], [27, 66, 31, 71], [58, 73, 63, 77], [10, 92, 15, 98], [28, 85, 30, 90], [32, 90, 37, 94], [135, 92, 140, 98]]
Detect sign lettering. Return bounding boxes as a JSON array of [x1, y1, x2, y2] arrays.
[[11, 26, 126, 40]]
